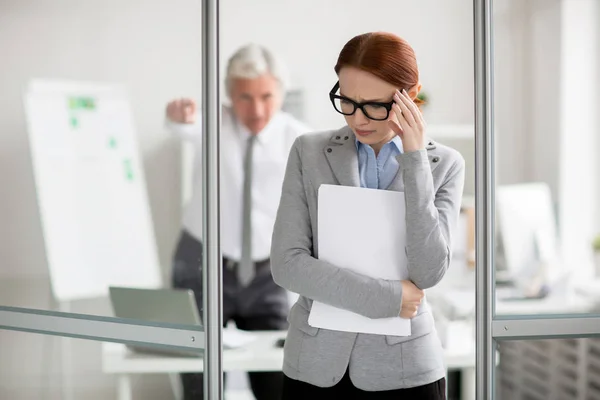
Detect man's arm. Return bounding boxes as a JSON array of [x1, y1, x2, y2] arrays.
[[165, 98, 202, 141]]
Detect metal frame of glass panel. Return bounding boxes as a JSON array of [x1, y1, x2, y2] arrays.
[[201, 0, 223, 398], [0, 306, 203, 350]]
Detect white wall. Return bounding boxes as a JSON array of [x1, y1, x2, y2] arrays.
[[0, 0, 477, 398], [218, 0, 475, 131], [595, 3, 600, 235], [493, 0, 562, 195], [527, 0, 562, 199], [558, 0, 599, 278], [493, 0, 532, 187]]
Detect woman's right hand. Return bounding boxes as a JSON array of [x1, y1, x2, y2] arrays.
[[400, 280, 425, 318]]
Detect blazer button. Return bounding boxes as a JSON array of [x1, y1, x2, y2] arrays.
[[327, 148, 332, 153], [432, 157, 440, 162]]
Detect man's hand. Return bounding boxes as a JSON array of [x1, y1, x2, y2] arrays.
[[166, 98, 197, 124], [400, 280, 424, 318]]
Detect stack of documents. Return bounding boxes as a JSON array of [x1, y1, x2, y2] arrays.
[[308, 185, 411, 336]]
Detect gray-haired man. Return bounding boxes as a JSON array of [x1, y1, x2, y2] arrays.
[[166, 44, 310, 399]]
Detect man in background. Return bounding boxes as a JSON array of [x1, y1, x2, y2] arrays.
[[166, 43, 310, 400]]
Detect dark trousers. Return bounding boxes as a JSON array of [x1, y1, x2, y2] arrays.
[[172, 230, 288, 400], [282, 370, 446, 400]]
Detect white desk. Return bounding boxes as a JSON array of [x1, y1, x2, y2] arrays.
[[496, 292, 597, 315], [102, 330, 476, 400]]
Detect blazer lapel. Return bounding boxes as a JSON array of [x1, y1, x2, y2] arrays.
[[324, 127, 360, 187], [387, 138, 441, 191]]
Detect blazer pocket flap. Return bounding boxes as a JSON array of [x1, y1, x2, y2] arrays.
[[298, 320, 320, 336], [288, 302, 320, 336], [385, 311, 434, 345]]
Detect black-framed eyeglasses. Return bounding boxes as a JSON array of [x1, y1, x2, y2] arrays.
[[329, 81, 396, 121]]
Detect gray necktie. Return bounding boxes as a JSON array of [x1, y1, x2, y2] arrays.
[[239, 135, 257, 286]]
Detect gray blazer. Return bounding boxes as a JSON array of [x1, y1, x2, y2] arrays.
[[270, 126, 465, 390]]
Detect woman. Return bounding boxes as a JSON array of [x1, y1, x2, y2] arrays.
[[270, 31, 465, 399]]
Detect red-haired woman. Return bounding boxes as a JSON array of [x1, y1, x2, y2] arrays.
[[270, 32, 465, 399]]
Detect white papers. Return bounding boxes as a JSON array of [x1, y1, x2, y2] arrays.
[[308, 184, 411, 336], [223, 328, 257, 349]]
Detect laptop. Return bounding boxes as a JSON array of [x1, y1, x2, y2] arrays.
[[108, 286, 204, 357]]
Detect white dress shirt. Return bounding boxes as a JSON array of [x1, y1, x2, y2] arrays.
[[168, 105, 311, 262]]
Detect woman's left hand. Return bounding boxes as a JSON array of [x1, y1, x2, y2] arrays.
[[389, 89, 426, 152]]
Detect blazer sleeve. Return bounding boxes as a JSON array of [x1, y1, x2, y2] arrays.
[[270, 136, 404, 320], [400, 149, 466, 289]]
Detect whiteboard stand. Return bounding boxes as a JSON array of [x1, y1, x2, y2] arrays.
[[39, 287, 59, 399], [59, 300, 74, 400]]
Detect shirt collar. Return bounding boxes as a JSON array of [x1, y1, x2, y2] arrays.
[[355, 135, 404, 153], [232, 109, 283, 144], [390, 135, 404, 153]]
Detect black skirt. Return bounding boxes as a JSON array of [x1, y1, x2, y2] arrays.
[[281, 369, 446, 400]]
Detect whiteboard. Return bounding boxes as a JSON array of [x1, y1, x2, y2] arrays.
[[23, 80, 162, 302]]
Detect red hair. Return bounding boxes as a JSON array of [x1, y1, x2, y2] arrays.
[[334, 32, 424, 106]]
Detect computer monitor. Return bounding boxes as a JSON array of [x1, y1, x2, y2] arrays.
[[496, 182, 565, 298], [109, 286, 203, 357]]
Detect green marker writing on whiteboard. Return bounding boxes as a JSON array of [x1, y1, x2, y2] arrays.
[[67, 96, 95, 129], [68, 97, 96, 110], [123, 159, 134, 181]]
